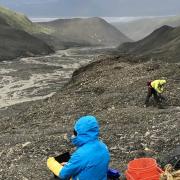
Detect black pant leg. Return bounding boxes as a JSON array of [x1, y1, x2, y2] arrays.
[[145, 87, 153, 105], [152, 89, 160, 105]]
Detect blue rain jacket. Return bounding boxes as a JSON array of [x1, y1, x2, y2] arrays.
[[60, 115, 110, 180]]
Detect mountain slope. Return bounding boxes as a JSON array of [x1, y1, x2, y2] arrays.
[[40, 17, 131, 47], [0, 6, 51, 34], [0, 24, 54, 61], [0, 6, 54, 61], [112, 16, 180, 41], [118, 25, 180, 62]]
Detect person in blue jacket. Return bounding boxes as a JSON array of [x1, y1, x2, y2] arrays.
[[47, 115, 110, 180]]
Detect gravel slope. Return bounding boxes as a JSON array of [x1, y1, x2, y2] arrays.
[[0, 54, 180, 179]]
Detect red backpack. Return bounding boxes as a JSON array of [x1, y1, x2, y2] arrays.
[[147, 80, 152, 87]]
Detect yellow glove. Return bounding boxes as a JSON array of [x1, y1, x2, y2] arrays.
[[47, 157, 63, 177]]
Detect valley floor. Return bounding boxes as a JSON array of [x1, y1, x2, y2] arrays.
[[0, 48, 95, 109]]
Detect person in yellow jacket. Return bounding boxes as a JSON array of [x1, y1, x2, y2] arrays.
[[145, 79, 167, 107]]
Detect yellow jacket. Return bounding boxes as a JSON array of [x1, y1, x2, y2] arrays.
[[151, 80, 166, 93]]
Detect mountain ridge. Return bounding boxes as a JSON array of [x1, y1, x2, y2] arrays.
[[118, 25, 180, 62], [39, 17, 132, 47], [0, 6, 52, 34], [112, 16, 180, 41]]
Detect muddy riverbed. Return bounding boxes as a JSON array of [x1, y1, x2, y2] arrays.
[[0, 48, 98, 109]]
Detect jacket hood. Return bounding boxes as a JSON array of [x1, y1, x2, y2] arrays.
[[71, 115, 99, 147], [160, 80, 167, 85]]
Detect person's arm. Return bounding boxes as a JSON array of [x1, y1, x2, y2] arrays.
[[158, 93, 166, 101], [60, 152, 82, 179], [47, 157, 63, 177]]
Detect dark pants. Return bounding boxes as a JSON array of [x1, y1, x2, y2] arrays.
[[145, 87, 160, 106]]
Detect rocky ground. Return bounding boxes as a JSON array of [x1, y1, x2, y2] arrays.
[[0, 53, 180, 179]]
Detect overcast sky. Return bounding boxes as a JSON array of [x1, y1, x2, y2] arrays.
[[0, 0, 180, 17]]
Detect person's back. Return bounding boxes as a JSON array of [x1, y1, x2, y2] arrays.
[[151, 80, 166, 94], [69, 139, 109, 180]]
